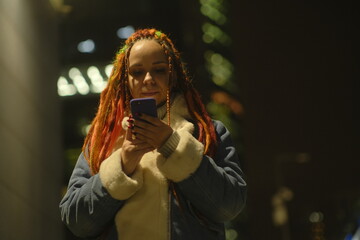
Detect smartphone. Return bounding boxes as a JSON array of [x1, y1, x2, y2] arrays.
[[130, 97, 158, 120]]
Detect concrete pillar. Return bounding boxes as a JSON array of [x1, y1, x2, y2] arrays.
[[0, 0, 63, 239]]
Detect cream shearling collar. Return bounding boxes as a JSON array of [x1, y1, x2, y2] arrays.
[[99, 93, 204, 240]]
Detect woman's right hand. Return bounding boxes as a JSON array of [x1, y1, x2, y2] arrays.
[[121, 119, 154, 175]]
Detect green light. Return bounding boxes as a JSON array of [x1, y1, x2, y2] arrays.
[[212, 76, 227, 86], [199, 0, 229, 28], [202, 22, 231, 45], [200, 0, 225, 11], [211, 53, 223, 65], [204, 50, 234, 88], [200, 4, 227, 25]]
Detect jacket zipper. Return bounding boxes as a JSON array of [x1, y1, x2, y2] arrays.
[[168, 181, 171, 240]]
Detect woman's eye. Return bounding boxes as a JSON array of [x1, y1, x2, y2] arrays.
[[131, 70, 143, 76]]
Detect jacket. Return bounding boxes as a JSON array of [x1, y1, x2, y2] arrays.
[[59, 95, 247, 240]]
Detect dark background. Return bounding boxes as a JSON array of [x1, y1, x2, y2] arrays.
[[58, 0, 357, 239]]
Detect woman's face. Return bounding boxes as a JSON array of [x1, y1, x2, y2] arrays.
[[127, 39, 170, 105]]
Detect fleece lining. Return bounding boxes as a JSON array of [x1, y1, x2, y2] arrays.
[[99, 95, 204, 240]]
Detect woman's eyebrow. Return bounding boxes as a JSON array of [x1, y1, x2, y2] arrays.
[[152, 61, 167, 65], [129, 63, 142, 68], [129, 61, 167, 68]]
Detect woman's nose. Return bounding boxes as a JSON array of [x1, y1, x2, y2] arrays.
[[143, 72, 155, 84]]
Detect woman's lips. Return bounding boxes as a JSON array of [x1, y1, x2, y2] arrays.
[[141, 92, 158, 96]]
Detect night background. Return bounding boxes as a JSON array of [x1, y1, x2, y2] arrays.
[[0, 0, 357, 239]]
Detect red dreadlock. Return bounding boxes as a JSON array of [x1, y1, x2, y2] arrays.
[[83, 28, 217, 174]]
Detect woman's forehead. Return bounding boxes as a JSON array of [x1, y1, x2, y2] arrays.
[[130, 40, 166, 58]]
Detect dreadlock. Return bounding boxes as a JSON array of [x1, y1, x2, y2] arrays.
[[83, 28, 217, 174]]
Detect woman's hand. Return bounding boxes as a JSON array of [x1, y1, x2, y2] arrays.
[[121, 119, 154, 175], [132, 113, 173, 149]]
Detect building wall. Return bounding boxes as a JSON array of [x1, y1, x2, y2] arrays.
[[0, 0, 63, 239], [231, 1, 355, 239]]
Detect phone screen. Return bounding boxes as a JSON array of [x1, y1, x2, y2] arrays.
[[130, 98, 158, 119]]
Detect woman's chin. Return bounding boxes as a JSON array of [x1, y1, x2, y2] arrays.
[[141, 92, 158, 98], [137, 93, 166, 105]]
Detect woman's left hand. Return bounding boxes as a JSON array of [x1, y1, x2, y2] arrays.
[[132, 114, 173, 149]]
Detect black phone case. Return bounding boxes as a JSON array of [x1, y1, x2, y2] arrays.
[[130, 98, 158, 119]]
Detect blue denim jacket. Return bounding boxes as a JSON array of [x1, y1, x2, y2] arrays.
[[59, 120, 247, 240]]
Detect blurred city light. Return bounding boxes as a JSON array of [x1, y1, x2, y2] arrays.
[[57, 76, 76, 96], [204, 50, 233, 87], [117, 25, 135, 39], [309, 211, 324, 223], [87, 66, 106, 93], [200, 0, 227, 25], [58, 65, 111, 96], [211, 91, 244, 116], [77, 39, 95, 53], [202, 22, 231, 45], [68, 67, 90, 95], [105, 64, 113, 78], [81, 124, 91, 136], [200, 0, 224, 9], [272, 187, 294, 226], [49, 0, 72, 13]]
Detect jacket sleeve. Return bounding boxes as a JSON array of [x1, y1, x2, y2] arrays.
[[158, 120, 247, 222], [59, 149, 142, 238]]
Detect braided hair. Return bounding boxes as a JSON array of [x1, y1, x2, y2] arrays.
[[83, 28, 217, 174]]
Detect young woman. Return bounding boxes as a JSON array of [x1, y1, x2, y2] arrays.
[[60, 28, 247, 240]]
